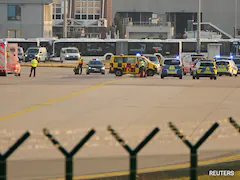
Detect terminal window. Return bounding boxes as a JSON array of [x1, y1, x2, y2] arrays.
[[8, 5, 21, 21]]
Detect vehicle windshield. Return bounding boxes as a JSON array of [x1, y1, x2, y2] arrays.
[[66, 49, 78, 53], [200, 62, 214, 67], [216, 61, 229, 65], [18, 48, 22, 55], [89, 60, 103, 65], [164, 59, 180, 65], [27, 49, 39, 54], [145, 56, 159, 64], [233, 58, 240, 64]]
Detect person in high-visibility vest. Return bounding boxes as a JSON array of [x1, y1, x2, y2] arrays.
[[139, 59, 146, 77], [77, 56, 83, 74], [29, 56, 38, 77]]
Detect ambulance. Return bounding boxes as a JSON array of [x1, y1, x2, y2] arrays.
[[0, 41, 21, 76]]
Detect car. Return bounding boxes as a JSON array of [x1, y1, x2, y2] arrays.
[[86, 59, 105, 75], [192, 60, 217, 80], [230, 56, 240, 74], [60, 47, 80, 63], [160, 57, 183, 79], [216, 60, 238, 76]]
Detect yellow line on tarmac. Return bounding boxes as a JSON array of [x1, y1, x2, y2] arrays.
[[47, 154, 240, 180], [0, 79, 122, 121]]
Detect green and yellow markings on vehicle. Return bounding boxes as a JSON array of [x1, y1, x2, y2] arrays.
[[217, 65, 228, 72], [168, 65, 176, 74]]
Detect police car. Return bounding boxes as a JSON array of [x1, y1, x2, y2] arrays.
[[160, 57, 183, 79], [216, 59, 238, 76], [229, 56, 240, 74], [192, 60, 217, 80], [86, 59, 105, 75]]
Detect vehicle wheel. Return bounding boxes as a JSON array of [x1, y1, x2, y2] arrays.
[[101, 72, 105, 75], [115, 70, 122, 76], [218, 74, 222, 76], [214, 76, 217, 80], [18, 73, 21, 76], [196, 76, 199, 79], [147, 69, 154, 76], [86, 72, 90, 75], [192, 76, 195, 79], [235, 74, 238, 77], [210, 76, 213, 80], [161, 75, 164, 79], [179, 75, 182, 79], [183, 72, 186, 75]]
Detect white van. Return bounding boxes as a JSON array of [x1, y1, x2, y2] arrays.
[[60, 47, 80, 63], [25, 47, 48, 62]]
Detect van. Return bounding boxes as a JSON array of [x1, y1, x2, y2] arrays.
[[25, 47, 48, 62], [60, 47, 80, 63], [18, 47, 24, 62], [109, 54, 159, 76]]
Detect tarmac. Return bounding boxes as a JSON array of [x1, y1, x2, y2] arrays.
[[1, 67, 240, 180]]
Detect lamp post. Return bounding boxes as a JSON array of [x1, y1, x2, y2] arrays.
[[197, 0, 201, 54], [63, 0, 67, 38], [235, 0, 238, 38]]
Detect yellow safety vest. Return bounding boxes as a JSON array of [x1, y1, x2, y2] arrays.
[[140, 61, 145, 67], [78, 57, 83, 64], [31, 59, 38, 67]]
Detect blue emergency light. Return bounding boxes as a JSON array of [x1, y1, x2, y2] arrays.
[[136, 53, 141, 57], [215, 55, 221, 58], [176, 56, 180, 60], [229, 55, 233, 59]]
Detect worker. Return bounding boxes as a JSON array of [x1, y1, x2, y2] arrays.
[[78, 56, 83, 74], [29, 56, 38, 77], [139, 59, 146, 77]]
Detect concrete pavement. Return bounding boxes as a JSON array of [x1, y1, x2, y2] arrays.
[[0, 67, 240, 179]]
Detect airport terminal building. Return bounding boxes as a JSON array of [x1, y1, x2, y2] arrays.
[[112, 0, 240, 39]]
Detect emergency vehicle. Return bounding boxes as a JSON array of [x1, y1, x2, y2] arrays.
[[192, 60, 217, 80], [0, 41, 21, 76], [216, 60, 238, 76], [109, 54, 159, 77], [182, 54, 205, 75], [160, 57, 183, 79]]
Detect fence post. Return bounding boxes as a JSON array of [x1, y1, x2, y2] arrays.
[[228, 117, 240, 133], [107, 126, 159, 180], [43, 128, 95, 180], [168, 122, 219, 180], [0, 132, 30, 180]]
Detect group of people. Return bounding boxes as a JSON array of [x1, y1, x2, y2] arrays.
[[28, 55, 84, 77]]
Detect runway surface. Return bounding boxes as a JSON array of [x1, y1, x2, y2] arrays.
[[1, 67, 240, 179]]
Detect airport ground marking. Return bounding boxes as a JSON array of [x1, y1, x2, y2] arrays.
[[0, 78, 127, 121], [46, 153, 240, 180]]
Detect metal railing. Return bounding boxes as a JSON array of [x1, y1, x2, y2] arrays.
[[126, 21, 171, 27], [0, 117, 239, 180]]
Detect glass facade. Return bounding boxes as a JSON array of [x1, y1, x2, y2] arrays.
[[74, 0, 101, 20]]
